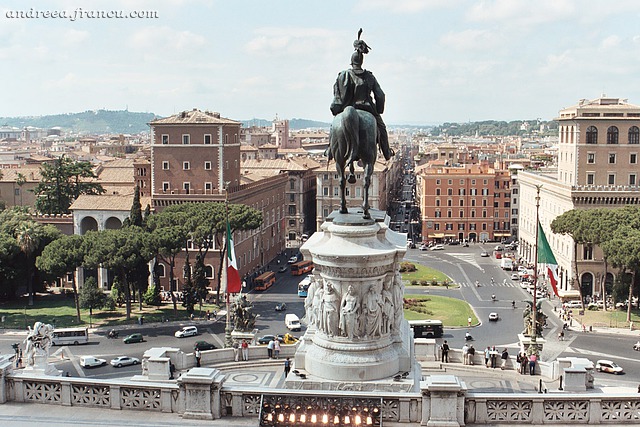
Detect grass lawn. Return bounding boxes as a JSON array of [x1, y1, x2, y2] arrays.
[[0, 293, 222, 330], [402, 264, 453, 287], [573, 307, 640, 329], [404, 294, 476, 327]]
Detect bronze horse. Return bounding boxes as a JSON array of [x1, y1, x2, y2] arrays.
[[329, 106, 377, 219]]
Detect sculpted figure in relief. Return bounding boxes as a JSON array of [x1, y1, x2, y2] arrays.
[[393, 272, 405, 332], [304, 275, 319, 326], [381, 278, 394, 335], [322, 282, 341, 336], [363, 283, 383, 338], [311, 278, 325, 329], [340, 285, 360, 340]]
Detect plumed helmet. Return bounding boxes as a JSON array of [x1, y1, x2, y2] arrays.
[[351, 51, 364, 69]]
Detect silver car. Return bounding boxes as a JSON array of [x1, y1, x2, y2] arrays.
[[110, 356, 140, 368]]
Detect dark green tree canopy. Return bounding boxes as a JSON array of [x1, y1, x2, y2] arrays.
[[33, 155, 106, 214]]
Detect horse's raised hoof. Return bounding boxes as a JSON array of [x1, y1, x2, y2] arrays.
[[340, 208, 348, 214], [347, 174, 356, 184]]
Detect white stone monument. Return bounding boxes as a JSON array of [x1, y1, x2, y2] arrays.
[[291, 209, 415, 390], [21, 321, 61, 376]]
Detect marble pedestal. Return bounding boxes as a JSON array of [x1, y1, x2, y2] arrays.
[[294, 208, 412, 388]]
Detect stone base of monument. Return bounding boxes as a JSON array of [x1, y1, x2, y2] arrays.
[[21, 354, 62, 376], [517, 334, 546, 352]]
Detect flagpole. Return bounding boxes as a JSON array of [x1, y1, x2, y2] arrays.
[[224, 181, 232, 348], [531, 184, 542, 355]]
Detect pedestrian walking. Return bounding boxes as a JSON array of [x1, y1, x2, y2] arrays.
[[241, 340, 249, 361], [558, 330, 565, 341], [441, 340, 450, 363], [529, 353, 537, 375], [484, 347, 490, 368], [284, 357, 291, 377], [462, 343, 469, 365], [468, 344, 475, 365], [195, 349, 202, 367], [267, 339, 275, 359], [273, 339, 281, 359], [232, 340, 239, 362], [500, 349, 509, 370]]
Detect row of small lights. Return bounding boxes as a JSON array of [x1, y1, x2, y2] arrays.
[[260, 403, 380, 427]]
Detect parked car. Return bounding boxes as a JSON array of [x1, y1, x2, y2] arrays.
[[258, 334, 285, 345], [488, 312, 500, 321], [275, 302, 287, 311], [278, 265, 288, 273], [174, 326, 198, 338], [194, 341, 216, 351], [511, 273, 520, 280], [430, 244, 445, 251], [80, 356, 107, 368], [494, 245, 504, 251], [288, 256, 299, 264], [110, 356, 140, 368], [595, 360, 624, 374], [123, 333, 144, 344], [419, 244, 429, 251]]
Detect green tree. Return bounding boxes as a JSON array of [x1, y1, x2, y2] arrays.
[[551, 209, 589, 304], [181, 252, 196, 314], [36, 234, 85, 322], [79, 276, 106, 326], [193, 254, 210, 313], [0, 233, 20, 298], [601, 226, 640, 322], [83, 227, 154, 320], [32, 155, 105, 214]]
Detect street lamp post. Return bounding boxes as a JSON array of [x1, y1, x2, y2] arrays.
[[223, 181, 233, 348], [530, 185, 542, 356]]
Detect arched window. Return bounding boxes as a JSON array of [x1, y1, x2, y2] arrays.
[[205, 265, 214, 279], [629, 126, 640, 144], [157, 263, 166, 278], [607, 126, 619, 144], [586, 126, 598, 144]]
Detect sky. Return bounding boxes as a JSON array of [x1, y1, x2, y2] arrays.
[[3, 0, 640, 125]]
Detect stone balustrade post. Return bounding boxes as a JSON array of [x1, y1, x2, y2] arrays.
[[110, 385, 121, 410], [421, 375, 466, 427], [178, 367, 225, 420], [60, 380, 71, 406]]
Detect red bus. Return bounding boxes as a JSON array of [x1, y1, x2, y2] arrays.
[[291, 260, 314, 276], [254, 271, 276, 291]]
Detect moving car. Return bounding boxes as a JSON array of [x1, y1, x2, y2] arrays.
[[110, 356, 140, 368], [123, 333, 144, 344], [511, 273, 520, 280], [488, 312, 499, 321], [480, 250, 489, 257], [595, 359, 624, 374], [275, 302, 287, 311], [175, 326, 198, 338], [430, 244, 444, 251], [278, 265, 288, 273], [80, 356, 107, 368], [194, 341, 216, 351], [285, 313, 302, 331], [288, 256, 299, 264]]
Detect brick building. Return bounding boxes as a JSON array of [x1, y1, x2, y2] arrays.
[[416, 164, 511, 243]]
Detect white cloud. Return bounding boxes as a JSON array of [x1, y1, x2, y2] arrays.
[[356, 0, 451, 13], [62, 29, 90, 45], [466, 0, 575, 27], [439, 29, 501, 52], [600, 35, 621, 50], [245, 27, 341, 59], [130, 26, 206, 51]]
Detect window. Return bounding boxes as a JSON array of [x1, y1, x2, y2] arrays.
[[608, 174, 615, 185], [205, 265, 214, 279], [435, 211, 441, 218], [583, 245, 593, 260], [587, 153, 595, 164], [323, 187, 329, 196], [204, 134, 212, 144], [435, 199, 440, 207], [482, 210, 487, 218], [586, 126, 598, 144], [162, 182, 169, 191], [183, 161, 190, 170], [447, 188, 453, 196], [493, 202, 499, 208], [436, 189, 441, 196], [471, 199, 476, 207], [459, 200, 464, 206], [470, 189, 477, 196], [183, 182, 191, 194], [470, 224, 476, 230], [448, 180, 452, 185], [289, 220, 296, 227], [436, 179, 440, 185], [460, 179, 464, 185], [458, 223, 465, 230], [630, 126, 640, 144], [445, 223, 453, 230], [204, 161, 211, 170], [14, 188, 20, 196], [607, 126, 619, 144], [447, 210, 452, 218], [289, 194, 295, 202], [447, 199, 452, 207], [182, 134, 190, 145], [471, 210, 476, 218], [512, 188, 518, 194], [482, 223, 487, 231], [205, 182, 212, 192], [162, 161, 169, 170], [288, 206, 296, 215], [434, 223, 440, 230], [458, 188, 465, 195], [290, 180, 295, 190], [459, 210, 464, 218], [631, 153, 637, 164], [157, 263, 166, 278], [630, 174, 637, 186], [471, 180, 476, 185], [481, 188, 489, 195], [161, 134, 169, 144], [608, 153, 616, 164], [587, 173, 594, 185]]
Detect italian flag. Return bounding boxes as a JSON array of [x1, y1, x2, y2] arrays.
[[226, 221, 242, 294], [537, 221, 559, 298]]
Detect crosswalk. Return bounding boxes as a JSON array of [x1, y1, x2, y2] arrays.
[[459, 280, 521, 288]]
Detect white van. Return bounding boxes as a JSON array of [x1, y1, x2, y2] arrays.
[[285, 313, 301, 331], [500, 258, 513, 271], [565, 300, 583, 309]]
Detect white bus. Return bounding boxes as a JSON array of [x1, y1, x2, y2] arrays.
[[52, 327, 89, 346]]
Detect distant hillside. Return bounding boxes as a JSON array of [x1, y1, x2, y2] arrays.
[[0, 110, 157, 134]]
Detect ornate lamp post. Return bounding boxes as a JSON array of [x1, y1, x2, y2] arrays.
[[223, 181, 233, 348], [529, 185, 542, 356]]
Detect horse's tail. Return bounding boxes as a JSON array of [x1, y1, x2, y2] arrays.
[[341, 106, 359, 165]]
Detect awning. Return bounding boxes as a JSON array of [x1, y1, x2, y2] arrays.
[[444, 233, 456, 237], [429, 233, 445, 238], [494, 233, 512, 237]]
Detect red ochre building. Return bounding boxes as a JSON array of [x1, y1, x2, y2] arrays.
[[416, 164, 512, 243]]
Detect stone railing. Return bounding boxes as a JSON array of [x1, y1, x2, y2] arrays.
[[465, 393, 640, 424], [8, 374, 179, 413]]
